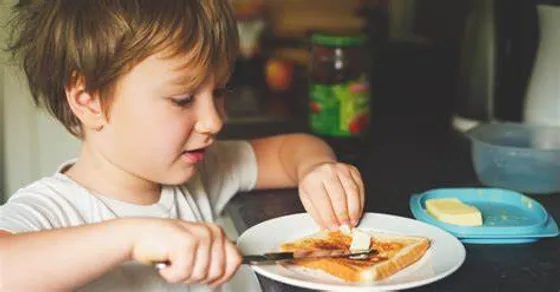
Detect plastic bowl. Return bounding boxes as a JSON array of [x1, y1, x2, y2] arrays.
[[466, 123, 560, 194]]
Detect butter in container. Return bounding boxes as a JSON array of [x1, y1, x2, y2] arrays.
[[425, 198, 483, 226]]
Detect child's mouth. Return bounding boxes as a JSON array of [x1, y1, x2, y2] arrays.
[[182, 149, 206, 163]]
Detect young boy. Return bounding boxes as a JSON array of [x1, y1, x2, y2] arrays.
[[0, 0, 365, 291]]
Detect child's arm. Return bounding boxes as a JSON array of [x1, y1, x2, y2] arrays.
[[0, 221, 132, 291], [250, 133, 365, 230], [0, 219, 240, 291]]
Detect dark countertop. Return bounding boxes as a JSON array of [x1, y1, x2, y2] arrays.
[[224, 115, 560, 292]]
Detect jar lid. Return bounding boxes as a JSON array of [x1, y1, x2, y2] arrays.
[[311, 33, 365, 47]]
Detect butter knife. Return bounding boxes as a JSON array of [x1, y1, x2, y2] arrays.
[[153, 249, 377, 269]]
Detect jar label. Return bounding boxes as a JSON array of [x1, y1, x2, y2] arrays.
[[309, 78, 370, 136]]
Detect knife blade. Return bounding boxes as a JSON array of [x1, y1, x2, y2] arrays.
[[242, 248, 377, 265], [153, 249, 377, 269]]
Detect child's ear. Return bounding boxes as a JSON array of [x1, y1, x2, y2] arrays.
[[65, 75, 106, 131]]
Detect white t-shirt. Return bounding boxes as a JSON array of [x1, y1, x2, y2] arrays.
[[0, 141, 262, 292]]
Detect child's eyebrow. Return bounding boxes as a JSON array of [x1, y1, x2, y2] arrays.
[[163, 76, 223, 96], [169, 70, 222, 88], [165, 74, 202, 91]]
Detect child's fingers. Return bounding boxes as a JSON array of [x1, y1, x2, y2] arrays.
[[304, 181, 338, 230], [349, 166, 365, 216], [186, 225, 213, 283], [201, 224, 226, 285], [209, 241, 241, 288], [158, 235, 197, 283], [339, 172, 362, 226], [323, 177, 351, 228], [299, 189, 326, 230], [159, 252, 191, 283]]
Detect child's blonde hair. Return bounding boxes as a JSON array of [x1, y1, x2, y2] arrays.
[[8, 0, 239, 137]]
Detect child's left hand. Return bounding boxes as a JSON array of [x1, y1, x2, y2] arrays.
[[298, 162, 365, 231]]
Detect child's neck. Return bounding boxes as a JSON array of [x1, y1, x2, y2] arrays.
[[64, 146, 162, 206]]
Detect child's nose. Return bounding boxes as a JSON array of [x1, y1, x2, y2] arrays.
[[195, 102, 223, 135]]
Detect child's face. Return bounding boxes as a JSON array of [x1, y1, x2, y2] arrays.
[[92, 53, 225, 185]]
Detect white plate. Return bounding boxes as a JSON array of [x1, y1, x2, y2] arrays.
[[237, 213, 465, 291]]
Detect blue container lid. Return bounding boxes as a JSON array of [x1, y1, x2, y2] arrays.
[[409, 188, 559, 244]]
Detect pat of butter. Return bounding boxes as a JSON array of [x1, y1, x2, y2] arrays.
[[349, 229, 371, 252], [426, 198, 483, 226]]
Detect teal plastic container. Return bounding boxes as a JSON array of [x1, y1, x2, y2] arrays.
[[410, 188, 559, 244]]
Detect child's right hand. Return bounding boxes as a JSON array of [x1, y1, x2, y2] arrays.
[[129, 219, 241, 288]]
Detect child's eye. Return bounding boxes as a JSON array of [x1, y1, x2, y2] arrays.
[[171, 95, 194, 107]]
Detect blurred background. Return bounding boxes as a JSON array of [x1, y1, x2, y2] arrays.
[[223, 0, 467, 127], [2, 0, 559, 201]]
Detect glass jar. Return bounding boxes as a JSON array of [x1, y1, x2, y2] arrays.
[[309, 32, 371, 137]]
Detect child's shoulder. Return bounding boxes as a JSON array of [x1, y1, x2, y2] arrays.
[[10, 173, 87, 201], [1, 174, 93, 231]]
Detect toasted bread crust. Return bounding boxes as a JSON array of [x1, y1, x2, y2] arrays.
[[295, 259, 365, 282], [366, 237, 430, 281], [280, 231, 430, 282]]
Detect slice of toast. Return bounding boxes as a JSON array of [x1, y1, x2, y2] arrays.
[[280, 230, 430, 282]]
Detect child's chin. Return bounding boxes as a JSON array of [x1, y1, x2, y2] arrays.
[[162, 168, 197, 185]]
